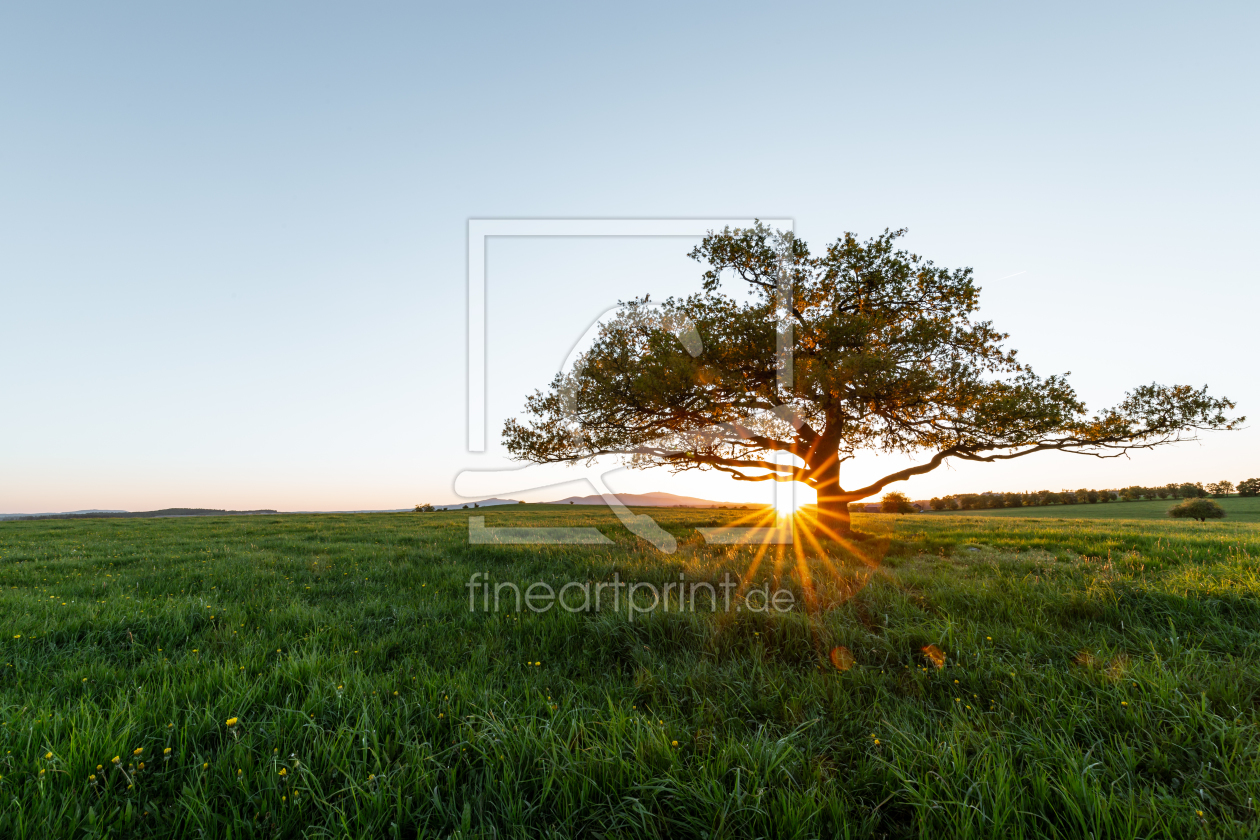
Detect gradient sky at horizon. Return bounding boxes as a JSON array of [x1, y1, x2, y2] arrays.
[[2, 2, 1257, 513]]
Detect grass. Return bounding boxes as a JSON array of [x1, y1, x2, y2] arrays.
[[920, 495, 1260, 522], [1, 507, 1258, 838]]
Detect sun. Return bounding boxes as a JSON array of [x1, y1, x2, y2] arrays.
[[773, 497, 799, 516], [772, 486, 810, 517]]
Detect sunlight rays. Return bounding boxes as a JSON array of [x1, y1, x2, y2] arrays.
[[688, 503, 891, 620]]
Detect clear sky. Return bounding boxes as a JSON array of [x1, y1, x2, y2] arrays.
[[2, 2, 1257, 513]]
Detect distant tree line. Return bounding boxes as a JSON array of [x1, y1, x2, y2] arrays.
[[927, 478, 1258, 511]]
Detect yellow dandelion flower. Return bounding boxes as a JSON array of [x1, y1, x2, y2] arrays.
[[164, 747, 171, 755], [278, 768, 287, 776], [133, 747, 143, 755], [237, 768, 242, 776], [671, 740, 678, 747], [226, 717, 238, 727], [39, 769, 46, 775], [89, 774, 97, 781], [112, 756, 120, 764], [45, 751, 53, 759]]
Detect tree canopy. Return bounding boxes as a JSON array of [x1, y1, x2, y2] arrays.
[[1168, 498, 1226, 522], [503, 224, 1240, 534]]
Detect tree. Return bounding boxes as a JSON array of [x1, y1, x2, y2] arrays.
[[414, 503, 435, 512], [1238, 478, 1260, 498], [929, 496, 947, 511], [503, 225, 1241, 535], [1178, 482, 1207, 499], [881, 491, 916, 514], [1205, 480, 1234, 497], [1168, 498, 1225, 522]]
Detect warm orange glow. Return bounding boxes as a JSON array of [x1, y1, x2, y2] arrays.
[[773, 495, 803, 516], [696, 502, 890, 628]]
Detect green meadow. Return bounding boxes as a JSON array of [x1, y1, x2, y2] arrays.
[[1, 508, 1258, 838], [921, 496, 1260, 522]]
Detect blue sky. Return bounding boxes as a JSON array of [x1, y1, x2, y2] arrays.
[[2, 2, 1257, 512]]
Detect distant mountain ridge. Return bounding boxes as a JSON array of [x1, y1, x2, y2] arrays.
[[430, 498, 520, 511], [0, 509, 127, 520], [1, 508, 278, 522], [1, 493, 763, 521], [426, 493, 761, 510], [545, 491, 759, 508]]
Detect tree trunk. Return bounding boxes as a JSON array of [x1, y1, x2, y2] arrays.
[[811, 455, 854, 536], [814, 493, 853, 535]]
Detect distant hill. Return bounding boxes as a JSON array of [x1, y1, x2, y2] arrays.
[[545, 491, 761, 508], [0, 509, 127, 520], [431, 498, 521, 511], [3, 508, 278, 522]]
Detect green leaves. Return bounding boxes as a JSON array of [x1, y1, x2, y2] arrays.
[[503, 226, 1240, 514], [1167, 498, 1226, 522]]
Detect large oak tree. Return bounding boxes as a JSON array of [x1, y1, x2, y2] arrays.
[[503, 225, 1239, 535]]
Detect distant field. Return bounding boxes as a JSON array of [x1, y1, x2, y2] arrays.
[[2, 508, 1258, 838], [916, 495, 1260, 522]]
